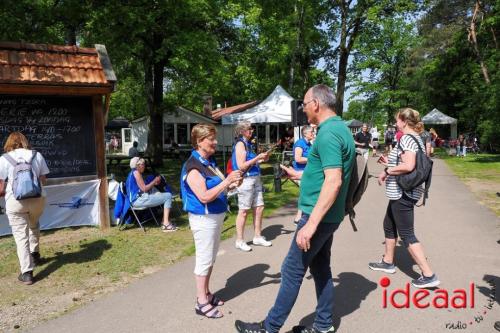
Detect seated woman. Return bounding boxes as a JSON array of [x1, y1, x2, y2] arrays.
[[126, 157, 177, 232]]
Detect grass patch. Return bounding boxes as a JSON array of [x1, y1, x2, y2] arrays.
[[0, 158, 299, 331], [434, 149, 500, 215]]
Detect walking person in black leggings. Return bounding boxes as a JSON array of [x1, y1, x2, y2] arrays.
[[368, 108, 440, 289]]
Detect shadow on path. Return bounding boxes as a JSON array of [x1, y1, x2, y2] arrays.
[[261, 224, 295, 241], [215, 264, 281, 302], [393, 244, 420, 279], [35, 239, 112, 282], [478, 274, 500, 306], [292, 272, 377, 333]]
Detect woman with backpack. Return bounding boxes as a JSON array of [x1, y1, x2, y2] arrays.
[[0, 132, 49, 285], [369, 108, 440, 289], [181, 124, 242, 318]]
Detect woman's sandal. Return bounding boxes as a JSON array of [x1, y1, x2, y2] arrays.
[[207, 293, 224, 306], [195, 300, 223, 319]]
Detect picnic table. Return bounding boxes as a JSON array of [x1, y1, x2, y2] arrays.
[[106, 155, 153, 172]]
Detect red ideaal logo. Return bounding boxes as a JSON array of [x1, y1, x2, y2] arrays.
[[379, 277, 475, 309]]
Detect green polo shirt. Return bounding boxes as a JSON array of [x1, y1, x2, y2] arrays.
[[298, 115, 355, 224]]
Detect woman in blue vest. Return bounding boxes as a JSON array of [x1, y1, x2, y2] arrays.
[[126, 157, 177, 232], [291, 125, 314, 224], [232, 121, 272, 252], [181, 124, 242, 319]]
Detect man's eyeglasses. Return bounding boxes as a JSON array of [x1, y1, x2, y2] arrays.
[[302, 99, 316, 108]]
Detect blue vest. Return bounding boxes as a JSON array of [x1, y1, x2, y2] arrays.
[[231, 138, 260, 177], [292, 138, 311, 171], [125, 169, 142, 203], [180, 150, 228, 214]]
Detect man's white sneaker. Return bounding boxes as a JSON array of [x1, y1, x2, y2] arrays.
[[253, 236, 272, 247], [235, 240, 252, 252]]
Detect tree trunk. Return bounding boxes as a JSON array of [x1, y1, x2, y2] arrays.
[[65, 26, 77, 46], [150, 60, 165, 166], [468, 0, 491, 84], [335, 49, 348, 116], [288, 2, 305, 92], [335, 0, 348, 116]]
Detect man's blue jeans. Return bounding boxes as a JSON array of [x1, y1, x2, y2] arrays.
[[264, 213, 340, 333]]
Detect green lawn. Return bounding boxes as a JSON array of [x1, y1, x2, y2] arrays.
[[434, 149, 500, 181], [0, 157, 299, 331]]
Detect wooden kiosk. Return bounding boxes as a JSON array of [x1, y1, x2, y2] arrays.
[[0, 42, 116, 230]]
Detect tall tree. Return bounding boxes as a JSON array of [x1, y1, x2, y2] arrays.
[[324, 0, 420, 115], [351, 15, 419, 123], [86, 0, 234, 165]]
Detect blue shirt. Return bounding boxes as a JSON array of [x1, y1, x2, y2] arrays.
[[180, 150, 228, 214], [231, 137, 260, 177], [292, 138, 312, 171], [125, 169, 141, 203]]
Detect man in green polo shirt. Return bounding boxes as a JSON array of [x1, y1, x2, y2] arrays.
[[235, 84, 355, 333]]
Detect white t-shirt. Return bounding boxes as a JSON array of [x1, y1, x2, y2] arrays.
[[385, 134, 425, 201], [0, 148, 50, 200]]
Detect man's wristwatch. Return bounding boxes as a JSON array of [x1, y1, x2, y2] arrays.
[[384, 167, 390, 176]]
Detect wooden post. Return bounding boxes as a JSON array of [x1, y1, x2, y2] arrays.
[[93, 95, 110, 230]]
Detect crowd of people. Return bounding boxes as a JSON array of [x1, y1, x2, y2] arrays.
[[3, 84, 443, 332]]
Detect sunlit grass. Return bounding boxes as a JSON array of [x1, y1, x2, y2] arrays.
[[0, 158, 299, 330]]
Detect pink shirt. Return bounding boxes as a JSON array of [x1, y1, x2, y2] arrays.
[[395, 130, 403, 142]]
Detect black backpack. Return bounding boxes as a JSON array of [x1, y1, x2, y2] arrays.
[[396, 134, 433, 206], [345, 150, 369, 231]]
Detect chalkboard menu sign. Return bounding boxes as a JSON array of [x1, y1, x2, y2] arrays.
[[0, 95, 97, 178]]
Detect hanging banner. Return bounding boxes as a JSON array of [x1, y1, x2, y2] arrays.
[[0, 179, 100, 236]]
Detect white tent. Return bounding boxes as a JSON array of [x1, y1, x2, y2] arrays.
[[422, 108, 458, 138], [221, 85, 293, 124]]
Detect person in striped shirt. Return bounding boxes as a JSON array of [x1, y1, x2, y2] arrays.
[[368, 108, 440, 289]]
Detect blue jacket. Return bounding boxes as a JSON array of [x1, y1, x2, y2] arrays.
[[292, 138, 312, 171], [181, 150, 228, 214], [231, 137, 260, 177]]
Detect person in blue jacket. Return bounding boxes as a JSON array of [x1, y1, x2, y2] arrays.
[[126, 157, 177, 232], [231, 121, 272, 252], [292, 125, 315, 224], [181, 124, 242, 319]]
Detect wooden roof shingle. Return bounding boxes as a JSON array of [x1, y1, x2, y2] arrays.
[[0, 42, 116, 91]]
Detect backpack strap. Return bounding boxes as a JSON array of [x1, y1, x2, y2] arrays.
[[28, 150, 37, 164], [396, 134, 423, 165], [2, 153, 17, 167], [406, 134, 424, 152]]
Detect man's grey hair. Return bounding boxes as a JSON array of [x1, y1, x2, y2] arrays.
[[301, 125, 313, 136], [311, 84, 336, 111]]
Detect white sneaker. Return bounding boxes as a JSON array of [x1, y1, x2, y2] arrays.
[[235, 240, 252, 252], [252, 236, 272, 247]]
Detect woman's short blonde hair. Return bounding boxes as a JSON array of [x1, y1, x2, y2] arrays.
[[191, 123, 217, 148], [3, 132, 31, 152], [234, 121, 252, 137], [130, 157, 145, 169], [396, 108, 424, 133]]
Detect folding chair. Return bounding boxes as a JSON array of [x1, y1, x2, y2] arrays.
[[170, 193, 183, 216], [281, 150, 294, 165], [120, 182, 160, 232]]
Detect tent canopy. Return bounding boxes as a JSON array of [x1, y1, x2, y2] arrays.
[[221, 85, 293, 124], [106, 116, 129, 130], [422, 108, 457, 125], [422, 108, 458, 139], [345, 119, 363, 128]]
